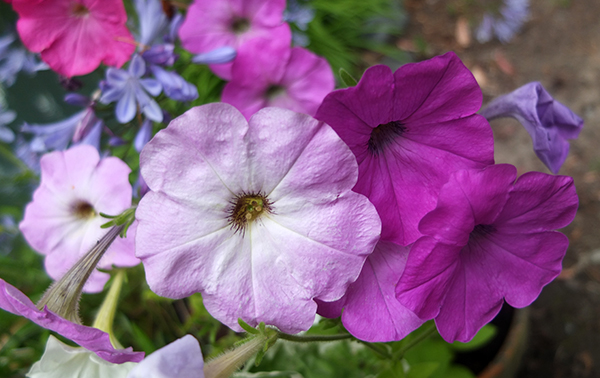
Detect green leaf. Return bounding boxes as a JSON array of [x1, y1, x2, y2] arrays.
[[233, 371, 304, 378], [443, 365, 476, 378], [450, 324, 497, 351], [406, 362, 439, 378], [339, 68, 358, 87]]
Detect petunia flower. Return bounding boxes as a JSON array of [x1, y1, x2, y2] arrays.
[[100, 54, 163, 124], [396, 164, 578, 342], [222, 31, 334, 119], [178, 0, 290, 80], [315, 52, 494, 246], [0, 279, 144, 364], [19, 145, 139, 293], [12, 0, 135, 77], [317, 241, 424, 342], [479, 81, 583, 174], [136, 103, 381, 333], [27, 334, 202, 378], [476, 0, 529, 43]]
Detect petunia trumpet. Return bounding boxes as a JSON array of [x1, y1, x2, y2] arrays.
[[479, 81, 583, 174], [136, 103, 381, 333], [396, 164, 578, 342]]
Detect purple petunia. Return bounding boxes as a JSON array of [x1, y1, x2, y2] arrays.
[[396, 164, 578, 342], [221, 30, 334, 119], [480, 81, 583, 174], [0, 279, 144, 364], [135, 103, 381, 333], [315, 52, 494, 246]]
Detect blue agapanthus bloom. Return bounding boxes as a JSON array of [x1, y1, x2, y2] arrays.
[[100, 54, 163, 124], [0, 103, 16, 143], [476, 0, 529, 43], [0, 34, 48, 87]]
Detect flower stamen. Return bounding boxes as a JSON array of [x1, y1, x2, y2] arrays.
[[228, 193, 271, 233]]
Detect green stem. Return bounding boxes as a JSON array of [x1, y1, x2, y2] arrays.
[[394, 322, 437, 360], [276, 332, 353, 343], [356, 340, 392, 359], [93, 269, 126, 349]]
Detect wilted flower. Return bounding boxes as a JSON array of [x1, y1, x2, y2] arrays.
[[100, 54, 163, 124], [19, 145, 139, 293], [136, 103, 381, 333], [396, 164, 578, 342], [476, 0, 529, 43], [222, 32, 334, 119], [27, 334, 202, 378], [12, 0, 135, 77], [480, 81, 584, 174], [0, 277, 144, 364], [178, 0, 290, 80], [315, 52, 494, 246]]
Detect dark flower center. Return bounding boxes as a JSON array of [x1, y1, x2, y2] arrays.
[[71, 3, 90, 17], [230, 17, 251, 34], [71, 200, 96, 219], [265, 85, 285, 100], [228, 192, 272, 233], [368, 120, 406, 154]]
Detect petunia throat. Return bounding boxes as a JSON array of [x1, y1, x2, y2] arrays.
[[368, 120, 406, 154], [71, 200, 96, 219], [228, 193, 272, 233], [230, 17, 251, 34], [71, 3, 90, 17]]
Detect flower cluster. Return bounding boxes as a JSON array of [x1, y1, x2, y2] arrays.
[[0, 0, 585, 377]]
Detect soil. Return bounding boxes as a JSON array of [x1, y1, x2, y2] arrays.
[[401, 0, 600, 377]]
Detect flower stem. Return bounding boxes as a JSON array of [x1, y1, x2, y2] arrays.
[[356, 340, 392, 359], [276, 332, 353, 343], [394, 322, 437, 360], [93, 269, 126, 349]]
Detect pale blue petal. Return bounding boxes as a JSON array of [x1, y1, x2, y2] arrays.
[[116, 87, 138, 124]]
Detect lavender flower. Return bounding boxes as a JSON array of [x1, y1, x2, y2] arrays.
[[476, 0, 529, 43], [149, 65, 198, 102], [0, 103, 16, 143], [0, 34, 48, 87], [480, 82, 583, 174], [100, 54, 163, 124]]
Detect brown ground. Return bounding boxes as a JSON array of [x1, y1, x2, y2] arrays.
[[402, 1, 600, 377]]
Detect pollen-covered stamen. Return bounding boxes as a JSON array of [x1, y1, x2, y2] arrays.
[[71, 3, 90, 17], [230, 17, 251, 34], [228, 193, 272, 233], [368, 120, 406, 154], [71, 200, 96, 219]]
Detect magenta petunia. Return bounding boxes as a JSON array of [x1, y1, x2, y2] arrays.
[[0, 279, 144, 364], [396, 164, 578, 342], [178, 0, 290, 80], [315, 52, 494, 246], [19, 145, 139, 293], [221, 32, 334, 119], [317, 241, 424, 342], [136, 103, 381, 333], [12, 0, 135, 77]]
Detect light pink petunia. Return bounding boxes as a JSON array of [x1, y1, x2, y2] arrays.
[[317, 241, 424, 342], [0, 279, 144, 364], [315, 52, 495, 246], [136, 103, 381, 333], [178, 0, 290, 80], [19, 145, 139, 293], [12, 0, 135, 77], [396, 164, 578, 342], [221, 32, 334, 119]]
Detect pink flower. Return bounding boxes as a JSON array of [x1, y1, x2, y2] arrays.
[[315, 52, 495, 246], [19, 145, 139, 293], [0, 278, 144, 363], [317, 241, 424, 342], [136, 103, 381, 333], [221, 32, 334, 119], [396, 164, 578, 342], [178, 0, 290, 80], [12, 0, 135, 77]]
